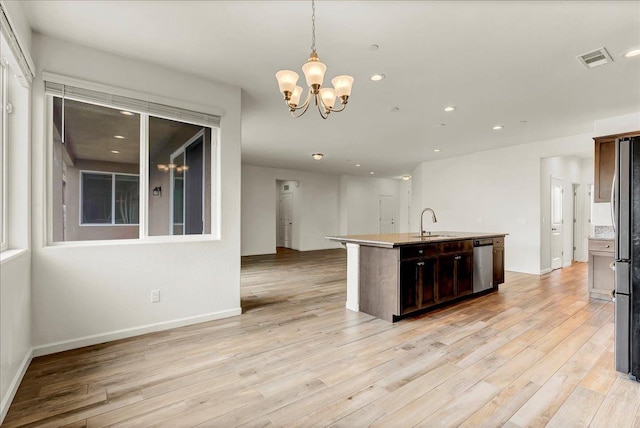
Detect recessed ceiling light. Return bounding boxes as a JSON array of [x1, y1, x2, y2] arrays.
[[312, 153, 324, 160], [111, 150, 120, 154], [389, 107, 400, 112], [370, 171, 375, 175], [444, 106, 456, 112], [402, 175, 411, 181], [114, 135, 125, 139], [369, 44, 379, 51], [520, 120, 528, 123], [355, 164, 361, 167], [120, 111, 134, 116], [370, 74, 385, 81], [493, 125, 504, 130], [434, 149, 441, 152], [624, 49, 640, 58], [439, 123, 446, 127]]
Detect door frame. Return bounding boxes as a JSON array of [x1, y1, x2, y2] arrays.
[[169, 129, 205, 235], [550, 176, 564, 270]]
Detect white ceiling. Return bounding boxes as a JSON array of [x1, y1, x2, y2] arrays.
[[22, 1, 640, 178]]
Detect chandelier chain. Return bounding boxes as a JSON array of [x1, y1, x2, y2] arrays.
[[311, 0, 316, 52]]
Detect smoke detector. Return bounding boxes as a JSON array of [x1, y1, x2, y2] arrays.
[[577, 47, 613, 69]]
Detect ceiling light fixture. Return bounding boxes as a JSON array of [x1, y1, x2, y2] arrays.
[[370, 74, 385, 81], [120, 111, 134, 116], [110, 150, 120, 154], [434, 149, 441, 152], [312, 153, 324, 160], [114, 135, 125, 139], [625, 49, 640, 58], [275, 0, 354, 119], [402, 175, 411, 181], [370, 171, 375, 175], [444, 106, 456, 112], [493, 125, 504, 130], [355, 164, 361, 167]]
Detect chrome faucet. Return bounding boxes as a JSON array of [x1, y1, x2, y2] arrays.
[[420, 208, 438, 237]]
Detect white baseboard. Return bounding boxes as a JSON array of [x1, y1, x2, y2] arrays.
[[1, 348, 33, 424], [540, 268, 552, 275], [32, 308, 242, 357], [345, 302, 359, 312], [563, 261, 572, 268]]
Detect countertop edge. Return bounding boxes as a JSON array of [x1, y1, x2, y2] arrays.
[[326, 232, 508, 248]]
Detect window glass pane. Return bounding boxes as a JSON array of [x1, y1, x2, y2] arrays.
[[148, 116, 212, 236], [51, 97, 140, 241], [82, 173, 112, 224], [115, 175, 139, 224]]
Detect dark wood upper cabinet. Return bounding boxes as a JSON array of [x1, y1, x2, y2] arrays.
[[594, 137, 615, 203], [594, 131, 640, 203]]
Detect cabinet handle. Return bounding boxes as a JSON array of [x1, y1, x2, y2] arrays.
[[455, 255, 462, 260], [418, 250, 423, 254], [604, 245, 610, 248], [610, 261, 615, 271]]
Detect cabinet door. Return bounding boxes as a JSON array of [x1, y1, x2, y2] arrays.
[[399, 260, 420, 315], [437, 255, 456, 302], [594, 137, 615, 203], [418, 257, 437, 308], [493, 247, 505, 285], [455, 253, 473, 296]]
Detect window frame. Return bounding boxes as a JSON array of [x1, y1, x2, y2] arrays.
[[45, 77, 221, 246], [0, 58, 7, 251], [79, 170, 140, 227]]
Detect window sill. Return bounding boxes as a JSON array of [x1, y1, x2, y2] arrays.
[[0, 248, 30, 264]]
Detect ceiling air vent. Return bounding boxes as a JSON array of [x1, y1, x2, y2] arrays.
[[577, 47, 613, 69]]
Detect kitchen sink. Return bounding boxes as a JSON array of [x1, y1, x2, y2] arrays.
[[411, 234, 451, 239]]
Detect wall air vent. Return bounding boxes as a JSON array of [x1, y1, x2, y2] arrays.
[[576, 47, 613, 69]]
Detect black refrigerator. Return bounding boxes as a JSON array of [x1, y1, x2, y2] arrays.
[[614, 136, 640, 381]]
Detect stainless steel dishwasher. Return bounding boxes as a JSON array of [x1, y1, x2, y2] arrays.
[[473, 238, 494, 292]]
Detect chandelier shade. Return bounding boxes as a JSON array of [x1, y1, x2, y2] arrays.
[[275, 0, 354, 119]]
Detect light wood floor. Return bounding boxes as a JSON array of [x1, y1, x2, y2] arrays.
[[4, 248, 640, 427]]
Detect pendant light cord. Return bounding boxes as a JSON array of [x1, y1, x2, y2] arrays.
[[311, 0, 316, 53]]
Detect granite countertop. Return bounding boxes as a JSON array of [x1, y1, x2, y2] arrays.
[[326, 231, 507, 248], [590, 226, 614, 240], [589, 235, 615, 241]]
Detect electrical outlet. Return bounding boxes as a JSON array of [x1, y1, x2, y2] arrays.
[[151, 289, 160, 303]]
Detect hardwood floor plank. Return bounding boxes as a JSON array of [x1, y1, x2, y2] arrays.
[[2, 251, 628, 427]]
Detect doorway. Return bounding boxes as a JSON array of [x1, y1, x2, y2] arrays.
[[170, 130, 205, 235], [551, 177, 564, 270], [379, 195, 395, 234], [276, 180, 296, 249]]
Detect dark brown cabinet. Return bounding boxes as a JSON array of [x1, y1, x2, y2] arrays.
[[594, 136, 616, 203], [594, 131, 639, 203], [400, 257, 436, 315], [437, 251, 473, 301], [493, 237, 505, 286]]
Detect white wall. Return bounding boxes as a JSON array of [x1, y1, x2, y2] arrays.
[[412, 133, 593, 274], [30, 35, 242, 353], [338, 175, 408, 235], [242, 164, 343, 256]]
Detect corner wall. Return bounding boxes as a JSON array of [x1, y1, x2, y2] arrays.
[[30, 34, 242, 353]]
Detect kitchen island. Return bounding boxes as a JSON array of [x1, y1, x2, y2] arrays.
[[327, 232, 507, 322]]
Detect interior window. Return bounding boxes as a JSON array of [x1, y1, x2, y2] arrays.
[[51, 97, 141, 241], [148, 116, 212, 236], [47, 83, 219, 243]]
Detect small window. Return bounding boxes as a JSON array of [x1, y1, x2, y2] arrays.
[[81, 172, 139, 225]]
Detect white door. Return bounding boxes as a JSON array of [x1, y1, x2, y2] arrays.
[[379, 195, 395, 234], [551, 178, 564, 270], [279, 192, 293, 248]]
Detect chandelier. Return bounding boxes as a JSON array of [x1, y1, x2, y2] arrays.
[[275, 0, 354, 119]]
